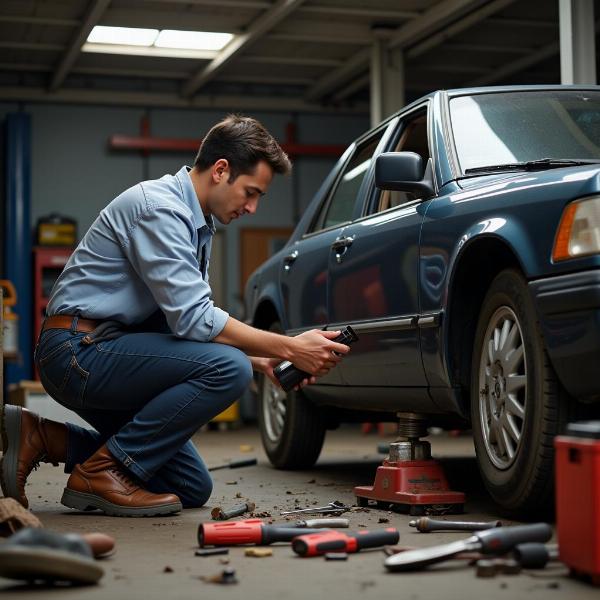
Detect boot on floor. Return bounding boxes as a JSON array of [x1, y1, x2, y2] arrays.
[[1, 405, 68, 508], [62, 444, 182, 517]]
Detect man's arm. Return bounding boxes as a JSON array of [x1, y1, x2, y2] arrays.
[[214, 317, 349, 376]]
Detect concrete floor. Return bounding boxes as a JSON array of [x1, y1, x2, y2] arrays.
[[0, 425, 596, 599]]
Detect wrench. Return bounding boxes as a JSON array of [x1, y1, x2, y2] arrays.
[[280, 501, 349, 516]]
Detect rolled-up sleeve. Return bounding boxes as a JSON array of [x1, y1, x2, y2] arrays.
[[122, 206, 229, 341]]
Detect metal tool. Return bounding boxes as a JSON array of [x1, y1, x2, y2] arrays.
[[208, 458, 257, 472], [293, 528, 400, 557], [211, 502, 256, 521], [384, 523, 552, 572], [409, 517, 502, 533], [295, 518, 349, 528], [476, 558, 521, 578], [280, 501, 349, 516], [512, 543, 559, 568], [198, 520, 325, 547]]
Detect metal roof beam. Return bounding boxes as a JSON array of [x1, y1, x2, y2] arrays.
[[0, 41, 63, 52], [0, 15, 79, 27], [49, 0, 111, 92], [150, 0, 270, 7], [298, 6, 418, 19], [269, 31, 372, 45], [305, 0, 486, 102], [466, 41, 559, 86], [387, 0, 490, 49], [0, 86, 368, 114], [181, 0, 305, 98], [407, 0, 518, 59]]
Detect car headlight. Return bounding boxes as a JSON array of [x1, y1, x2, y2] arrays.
[[553, 196, 600, 261]]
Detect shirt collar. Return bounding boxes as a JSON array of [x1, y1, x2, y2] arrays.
[[175, 166, 216, 234]]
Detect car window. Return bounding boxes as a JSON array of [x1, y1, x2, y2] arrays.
[[312, 131, 385, 232], [373, 110, 430, 214]]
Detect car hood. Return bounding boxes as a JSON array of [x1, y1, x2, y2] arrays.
[[456, 163, 600, 196]]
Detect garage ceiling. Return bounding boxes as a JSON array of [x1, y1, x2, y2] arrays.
[[0, 0, 598, 113]]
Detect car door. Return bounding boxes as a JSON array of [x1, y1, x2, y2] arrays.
[[328, 106, 433, 386], [281, 127, 389, 334]]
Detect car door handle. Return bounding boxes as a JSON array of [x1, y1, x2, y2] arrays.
[[283, 250, 298, 271], [330, 237, 354, 251], [330, 236, 354, 263]]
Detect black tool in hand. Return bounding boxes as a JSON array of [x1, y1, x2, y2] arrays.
[[273, 326, 358, 392], [208, 458, 257, 472], [409, 517, 502, 533], [384, 523, 552, 572]]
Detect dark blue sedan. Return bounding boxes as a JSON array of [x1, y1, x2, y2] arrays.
[[245, 86, 600, 514]]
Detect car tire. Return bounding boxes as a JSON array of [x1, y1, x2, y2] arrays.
[[470, 268, 572, 515], [257, 322, 326, 469]]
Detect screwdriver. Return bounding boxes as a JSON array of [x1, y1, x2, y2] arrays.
[[292, 528, 399, 557], [208, 458, 257, 472], [384, 523, 552, 571], [198, 520, 326, 547]]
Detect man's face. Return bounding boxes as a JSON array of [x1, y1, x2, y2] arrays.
[[207, 159, 273, 224]]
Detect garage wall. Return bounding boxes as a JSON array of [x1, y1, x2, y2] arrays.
[[3, 103, 368, 313]]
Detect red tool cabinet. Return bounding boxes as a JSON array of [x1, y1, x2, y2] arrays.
[[32, 246, 72, 346], [555, 421, 600, 585]]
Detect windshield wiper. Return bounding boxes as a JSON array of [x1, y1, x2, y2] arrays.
[[464, 158, 600, 175]]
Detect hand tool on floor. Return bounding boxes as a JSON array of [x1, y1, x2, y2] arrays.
[[294, 518, 349, 528], [292, 528, 399, 557], [384, 522, 552, 572], [274, 326, 358, 391], [208, 458, 257, 472], [198, 519, 326, 547], [512, 543, 559, 569], [409, 517, 502, 533], [211, 502, 256, 521], [280, 501, 349, 516], [476, 558, 521, 577]]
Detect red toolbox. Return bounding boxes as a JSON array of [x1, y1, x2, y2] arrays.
[[555, 421, 600, 585]]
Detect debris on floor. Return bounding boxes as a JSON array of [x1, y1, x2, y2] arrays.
[[200, 568, 238, 585], [211, 501, 256, 520], [245, 548, 273, 557]]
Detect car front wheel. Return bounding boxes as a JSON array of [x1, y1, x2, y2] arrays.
[[470, 269, 572, 515], [258, 322, 326, 469]]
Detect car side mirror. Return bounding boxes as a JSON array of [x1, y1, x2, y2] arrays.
[[375, 152, 435, 198]]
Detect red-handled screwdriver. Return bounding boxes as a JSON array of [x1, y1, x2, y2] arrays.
[[292, 528, 400, 557], [198, 520, 326, 547]]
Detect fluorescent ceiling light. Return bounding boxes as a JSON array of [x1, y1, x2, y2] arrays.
[[155, 30, 232, 51], [85, 26, 233, 58], [88, 25, 158, 46]]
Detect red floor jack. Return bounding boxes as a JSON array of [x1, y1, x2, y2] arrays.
[[354, 413, 465, 515]]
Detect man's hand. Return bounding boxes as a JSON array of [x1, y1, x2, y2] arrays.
[[250, 357, 318, 390], [289, 329, 349, 375]]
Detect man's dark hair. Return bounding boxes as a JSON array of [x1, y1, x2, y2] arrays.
[[194, 114, 291, 181]]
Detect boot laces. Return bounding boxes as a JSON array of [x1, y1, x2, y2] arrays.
[[109, 465, 140, 489]]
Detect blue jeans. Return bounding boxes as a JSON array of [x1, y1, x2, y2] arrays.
[[34, 322, 252, 508]]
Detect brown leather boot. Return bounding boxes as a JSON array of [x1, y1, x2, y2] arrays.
[[1, 405, 68, 508], [61, 445, 182, 517]]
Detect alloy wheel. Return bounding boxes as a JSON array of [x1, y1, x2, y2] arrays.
[[477, 306, 527, 470], [261, 375, 287, 443]]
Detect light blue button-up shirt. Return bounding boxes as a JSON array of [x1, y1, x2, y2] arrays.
[[47, 166, 229, 341]]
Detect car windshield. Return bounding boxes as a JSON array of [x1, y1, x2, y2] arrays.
[[449, 90, 600, 174]]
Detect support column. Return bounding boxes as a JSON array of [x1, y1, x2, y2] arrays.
[[370, 38, 385, 128], [370, 33, 405, 128], [559, 0, 596, 84], [4, 113, 32, 385]]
